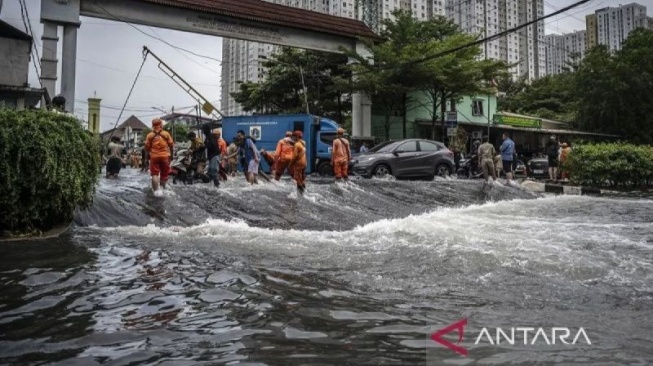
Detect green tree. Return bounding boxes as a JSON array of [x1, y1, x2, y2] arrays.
[[406, 18, 508, 141], [230, 47, 352, 123]]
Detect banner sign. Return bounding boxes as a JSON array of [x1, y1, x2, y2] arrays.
[[493, 114, 541, 129]]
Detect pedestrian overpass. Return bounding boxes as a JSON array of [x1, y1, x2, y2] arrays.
[[40, 0, 376, 137]]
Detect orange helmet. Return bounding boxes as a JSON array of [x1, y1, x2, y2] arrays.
[[293, 130, 303, 139]]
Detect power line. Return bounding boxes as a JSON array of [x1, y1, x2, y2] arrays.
[[18, 0, 42, 86], [406, 0, 592, 66], [93, 3, 224, 67]]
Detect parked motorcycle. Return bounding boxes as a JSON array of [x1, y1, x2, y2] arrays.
[[169, 149, 210, 184], [456, 154, 484, 179]]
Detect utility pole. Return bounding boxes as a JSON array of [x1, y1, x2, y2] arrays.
[[171, 106, 175, 142], [298, 64, 310, 115]]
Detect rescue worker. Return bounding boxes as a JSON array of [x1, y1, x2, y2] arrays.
[[477, 136, 497, 182], [144, 118, 175, 193], [106, 136, 124, 178], [260, 149, 277, 173], [290, 130, 307, 194], [274, 131, 295, 180], [331, 128, 351, 182]]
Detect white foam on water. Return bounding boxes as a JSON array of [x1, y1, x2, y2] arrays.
[[98, 194, 653, 292]]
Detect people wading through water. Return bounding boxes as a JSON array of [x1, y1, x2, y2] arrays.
[[187, 131, 208, 181], [331, 128, 351, 182], [215, 129, 228, 181], [145, 118, 175, 195], [226, 137, 240, 177], [500, 132, 516, 186], [260, 149, 277, 174], [202, 124, 221, 187], [238, 130, 260, 184], [477, 136, 497, 183], [106, 136, 124, 179], [274, 131, 294, 181], [290, 130, 307, 194]]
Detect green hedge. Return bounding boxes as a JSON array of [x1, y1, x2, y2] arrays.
[[565, 143, 653, 187], [0, 109, 100, 235]]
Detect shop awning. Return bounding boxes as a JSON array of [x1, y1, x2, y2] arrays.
[[494, 124, 620, 138]]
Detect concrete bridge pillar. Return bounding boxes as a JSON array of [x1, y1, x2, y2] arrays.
[[40, 0, 80, 112], [40, 22, 58, 105], [61, 24, 79, 113]]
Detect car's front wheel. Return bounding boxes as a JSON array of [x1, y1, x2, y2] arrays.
[[373, 164, 391, 178], [436, 163, 452, 178]]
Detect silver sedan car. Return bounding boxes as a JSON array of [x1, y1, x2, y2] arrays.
[[350, 139, 455, 179]]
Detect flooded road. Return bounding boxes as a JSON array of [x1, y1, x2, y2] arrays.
[[1, 169, 652, 365]]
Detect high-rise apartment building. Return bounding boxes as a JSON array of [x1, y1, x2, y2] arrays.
[[446, 0, 545, 80], [585, 3, 648, 52], [544, 30, 585, 75]]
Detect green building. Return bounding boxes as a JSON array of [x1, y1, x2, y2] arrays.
[[370, 90, 617, 157]]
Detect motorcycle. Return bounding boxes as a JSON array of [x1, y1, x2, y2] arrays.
[[170, 149, 211, 184], [456, 154, 484, 179]]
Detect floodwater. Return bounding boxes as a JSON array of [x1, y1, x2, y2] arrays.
[[1, 169, 652, 365]]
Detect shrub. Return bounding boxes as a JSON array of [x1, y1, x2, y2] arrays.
[[0, 109, 100, 235], [564, 142, 653, 187]]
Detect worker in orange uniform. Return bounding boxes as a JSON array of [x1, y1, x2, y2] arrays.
[[290, 130, 307, 194], [144, 118, 174, 194], [331, 127, 351, 182], [260, 149, 277, 173], [274, 131, 295, 180]]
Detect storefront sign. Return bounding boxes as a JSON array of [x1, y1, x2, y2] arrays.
[[493, 115, 541, 129]]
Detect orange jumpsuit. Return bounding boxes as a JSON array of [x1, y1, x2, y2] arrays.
[[261, 151, 277, 172], [145, 128, 174, 182], [274, 137, 295, 180], [291, 139, 307, 190], [331, 137, 351, 179]]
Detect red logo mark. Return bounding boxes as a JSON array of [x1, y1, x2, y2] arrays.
[[431, 318, 468, 357]]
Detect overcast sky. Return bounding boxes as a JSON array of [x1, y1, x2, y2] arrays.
[[1, 0, 651, 132]]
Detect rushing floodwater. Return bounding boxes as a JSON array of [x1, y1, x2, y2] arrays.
[[1, 169, 652, 365]]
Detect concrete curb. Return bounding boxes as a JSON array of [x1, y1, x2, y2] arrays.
[[0, 221, 72, 243], [520, 180, 604, 195]]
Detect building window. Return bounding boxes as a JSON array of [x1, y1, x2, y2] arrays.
[[472, 100, 484, 116]]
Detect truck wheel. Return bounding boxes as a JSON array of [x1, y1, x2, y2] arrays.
[[317, 161, 333, 176], [373, 164, 391, 178]]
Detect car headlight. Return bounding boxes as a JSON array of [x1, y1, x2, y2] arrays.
[[350, 159, 358, 164]]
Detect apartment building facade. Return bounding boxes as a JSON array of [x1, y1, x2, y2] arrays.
[[585, 3, 649, 52], [445, 0, 546, 80], [544, 30, 585, 75]]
